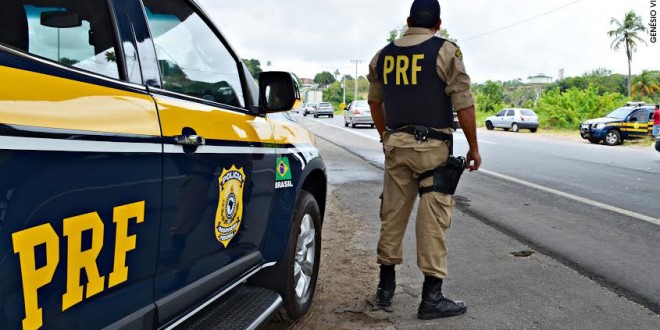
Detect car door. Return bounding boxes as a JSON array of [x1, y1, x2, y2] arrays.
[[627, 109, 650, 138], [134, 0, 278, 324], [494, 109, 507, 128], [503, 109, 515, 128], [0, 1, 161, 329]]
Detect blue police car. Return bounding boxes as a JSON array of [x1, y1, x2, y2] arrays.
[[0, 0, 327, 329], [580, 104, 655, 146]]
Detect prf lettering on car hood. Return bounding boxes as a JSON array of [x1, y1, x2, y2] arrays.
[[10, 201, 145, 330]]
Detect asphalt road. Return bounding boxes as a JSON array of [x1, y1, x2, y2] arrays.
[[295, 112, 660, 313]]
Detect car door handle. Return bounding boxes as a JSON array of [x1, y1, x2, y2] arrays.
[[174, 135, 206, 146]]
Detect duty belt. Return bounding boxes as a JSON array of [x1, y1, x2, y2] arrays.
[[387, 125, 453, 144]]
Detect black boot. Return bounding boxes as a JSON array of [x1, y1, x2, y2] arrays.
[[375, 264, 395, 306], [417, 276, 467, 319]]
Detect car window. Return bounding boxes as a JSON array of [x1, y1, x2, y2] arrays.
[[496, 110, 506, 117], [606, 107, 634, 120], [143, 0, 244, 108], [630, 110, 649, 122], [506, 110, 515, 116], [521, 110, 537, 116], [3, 0, 121, 79], [354, 100, 368, 107], [319, 102, 331, 107]]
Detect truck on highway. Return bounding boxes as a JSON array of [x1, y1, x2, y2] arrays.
[[304, 90, 323, 104], [0, 0, 327, 329]]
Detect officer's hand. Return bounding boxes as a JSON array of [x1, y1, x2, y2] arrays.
[[466, 149, 481, 172]]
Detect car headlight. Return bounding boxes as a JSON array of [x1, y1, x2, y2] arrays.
[[595, 123, 606, 129]]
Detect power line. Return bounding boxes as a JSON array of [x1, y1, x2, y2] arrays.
[[460, 0, 585, 42]]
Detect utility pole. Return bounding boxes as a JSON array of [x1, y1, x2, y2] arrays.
[[350, 60, 362, 101], [342, 75, 346, 105]]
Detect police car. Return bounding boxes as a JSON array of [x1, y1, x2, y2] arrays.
[[580, 103, 655, 145], [0, 1, 327, 329]]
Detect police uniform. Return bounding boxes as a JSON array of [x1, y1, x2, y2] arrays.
[[367, 26, 473, 280], [366, 1, 475, 318]]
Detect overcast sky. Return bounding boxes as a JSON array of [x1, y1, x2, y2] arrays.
[[198, 0, 659, 83]]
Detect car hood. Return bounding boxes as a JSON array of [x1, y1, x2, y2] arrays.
[[583, 117, 621, 124]]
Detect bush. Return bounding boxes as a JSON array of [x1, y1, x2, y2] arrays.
[[534, 86, 629, 129]]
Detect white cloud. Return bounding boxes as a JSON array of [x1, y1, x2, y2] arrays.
[[198, 0, 659, 82]]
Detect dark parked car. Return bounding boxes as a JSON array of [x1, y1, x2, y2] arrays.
[[580, 105, 654, 145]]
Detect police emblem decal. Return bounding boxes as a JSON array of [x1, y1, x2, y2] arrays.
[[215, 165, 246, 247], [275, 157, 293, 189]]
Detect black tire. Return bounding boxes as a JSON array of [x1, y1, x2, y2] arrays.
[[370, 124, 375, 128], [486, 121, 494, 130], [604, 130, 621, 146], [511, 123, 520, 132], [351, 120, 356, 128], [344, 120, 348, 127], [303, 112, 307, 117], [248, 191, 322, 321], [314, 114, 318, 118], [530, 128, 537, 133], [587, 137, 600, 144], [330, 115, 334, 118]]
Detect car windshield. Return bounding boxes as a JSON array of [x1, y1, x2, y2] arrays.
[[319, 103, 331, 107], [354, 100, 368, 107], [606, 107, 634, 120], [520, 110, 536, 116]]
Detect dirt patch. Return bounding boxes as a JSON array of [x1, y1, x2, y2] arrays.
[[268, 186, 392, 329]]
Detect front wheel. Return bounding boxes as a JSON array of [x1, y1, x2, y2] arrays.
[[486, 121, 494, 130], [604, 130, 621, 146], [248, 191, 322, 321]]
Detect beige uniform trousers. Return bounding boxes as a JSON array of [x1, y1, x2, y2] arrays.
[[378, 130, 454, 279]]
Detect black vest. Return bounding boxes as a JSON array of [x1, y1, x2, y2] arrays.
[[376, 37, 453, 129]]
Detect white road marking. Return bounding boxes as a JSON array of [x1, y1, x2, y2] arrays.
[[481, 169, 660, 227]]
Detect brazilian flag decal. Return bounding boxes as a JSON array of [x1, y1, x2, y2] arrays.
[[276, 157, 292, 181]]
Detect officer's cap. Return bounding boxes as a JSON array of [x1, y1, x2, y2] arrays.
[[409, 0, 441, 28]]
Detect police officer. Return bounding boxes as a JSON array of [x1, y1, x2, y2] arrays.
[[367, 0, 481, 319]]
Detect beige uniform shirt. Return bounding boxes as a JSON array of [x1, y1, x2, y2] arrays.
[[367, 27, 474, 148]]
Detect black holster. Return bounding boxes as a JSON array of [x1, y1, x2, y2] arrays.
[[417, 156, 466, 196]]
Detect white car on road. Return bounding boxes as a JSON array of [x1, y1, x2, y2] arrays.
[[486, 108, 539, 132]]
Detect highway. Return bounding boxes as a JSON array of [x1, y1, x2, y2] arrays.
[[296, 112, 660, 313]]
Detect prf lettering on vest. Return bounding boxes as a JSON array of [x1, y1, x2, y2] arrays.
[[10, 201, 145, 330], [383, 54, 424, 85]]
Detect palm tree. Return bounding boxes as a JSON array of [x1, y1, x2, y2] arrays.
[[632, 70, 660, 98], [608, 11, 647, 97]]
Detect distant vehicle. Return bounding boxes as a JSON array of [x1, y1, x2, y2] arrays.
[[344, 100, 374, 128], [453, 111, 460, 130], [303, 103, 317, 116], [314, 102, 334, 118], [485, 108, 539, 132], [580, 105, 655, 145]]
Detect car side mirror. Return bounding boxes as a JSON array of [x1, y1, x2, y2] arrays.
[[257, 72, 300, 114]]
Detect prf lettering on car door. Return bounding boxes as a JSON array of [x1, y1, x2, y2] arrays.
[[382, 54, 424, 85], [10, 201, 145, 330]]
